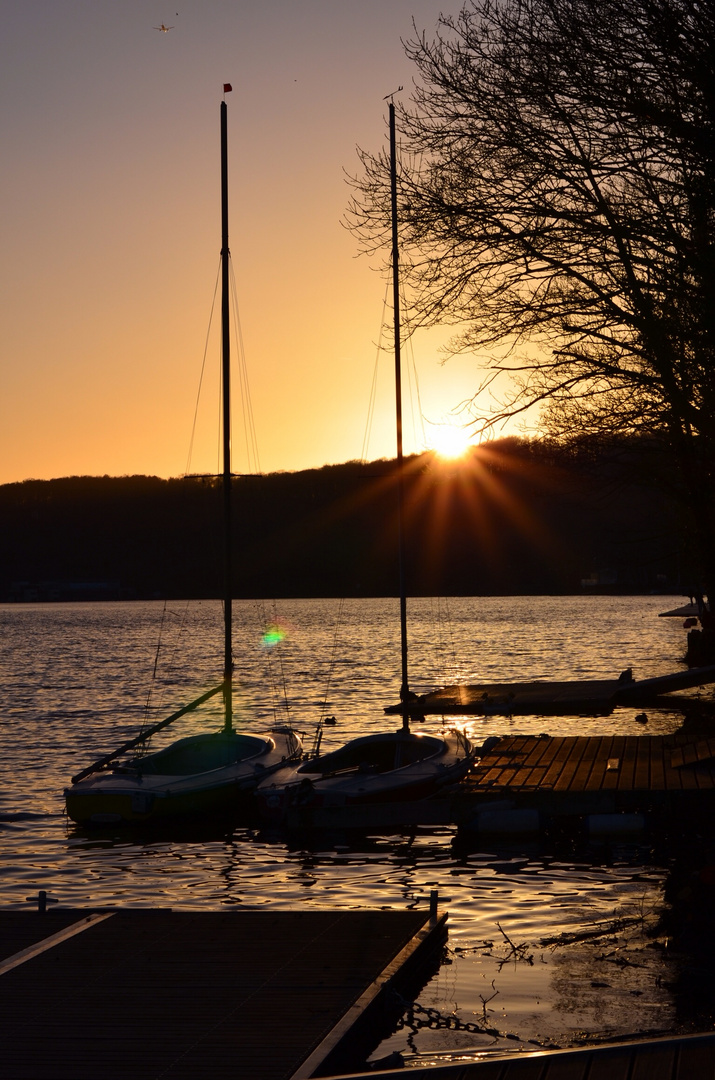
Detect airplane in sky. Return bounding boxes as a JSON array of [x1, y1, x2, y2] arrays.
[[153, 24, 174, 32]]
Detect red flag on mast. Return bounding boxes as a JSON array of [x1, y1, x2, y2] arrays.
[[223, 83, 232, 92]]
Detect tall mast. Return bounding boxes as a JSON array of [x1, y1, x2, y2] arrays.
[[389, 101, 410, 732], [220, 98, 233, 735]]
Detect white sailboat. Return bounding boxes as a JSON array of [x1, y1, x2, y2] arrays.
[[65, 96, 302, 826], [256, 102, 475, 824]]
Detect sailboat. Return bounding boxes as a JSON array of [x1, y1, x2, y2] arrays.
[[64, 96, 302, 826], [255, 102, 475, 824]]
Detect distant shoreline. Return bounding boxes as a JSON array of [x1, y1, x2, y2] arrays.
[[0, 440, 691, 601]]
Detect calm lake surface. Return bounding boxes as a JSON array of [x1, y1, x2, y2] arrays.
[[0, 596, 710, 1063]]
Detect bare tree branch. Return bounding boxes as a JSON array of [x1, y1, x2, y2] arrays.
[[347, 0, 715, 595]]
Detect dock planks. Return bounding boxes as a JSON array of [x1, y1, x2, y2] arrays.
[[0, 908, 444, 1080], [465, 730, 715, 796]]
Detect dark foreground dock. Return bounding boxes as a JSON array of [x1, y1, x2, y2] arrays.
[[0, 907, 445, 1080], [333, 1031, 715, 1078]]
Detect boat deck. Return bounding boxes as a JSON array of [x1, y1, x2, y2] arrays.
[[0, 907, 444, 1080]]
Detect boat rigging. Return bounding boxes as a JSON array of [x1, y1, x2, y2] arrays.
[[64, 94, 302, 825], [254, 102, 475, 823]]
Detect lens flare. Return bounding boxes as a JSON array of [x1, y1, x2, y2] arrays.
[[261, 622, 288, 648]]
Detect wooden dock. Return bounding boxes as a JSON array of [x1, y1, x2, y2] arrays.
[[467, 729, 715, 794], [333, 1031, 715, 1078], [385, 666, 715, 717], [460, 729, 715, 822], [0, 907, 445, 1080], [285, 730, 715, 832]]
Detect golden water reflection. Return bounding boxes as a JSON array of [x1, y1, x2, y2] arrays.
[[0, 597, 711, 1060]]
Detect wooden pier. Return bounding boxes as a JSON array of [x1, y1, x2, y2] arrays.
[[0, 907, 445, 1080]]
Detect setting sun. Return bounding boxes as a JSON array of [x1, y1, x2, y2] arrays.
[[429, 423, 472, 460]]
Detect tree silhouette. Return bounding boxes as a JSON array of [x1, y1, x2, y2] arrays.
[[348, 0, 715, 600]]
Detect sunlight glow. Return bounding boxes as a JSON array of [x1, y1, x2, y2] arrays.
[[428, 423, 472, 460]]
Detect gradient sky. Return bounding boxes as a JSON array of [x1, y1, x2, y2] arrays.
[[1, 1, 503, 484]]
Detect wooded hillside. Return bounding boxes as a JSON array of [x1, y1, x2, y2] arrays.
[[0, 439, 688, 601]]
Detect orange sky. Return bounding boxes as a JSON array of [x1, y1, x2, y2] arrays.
[[1, 1, 516, 485]]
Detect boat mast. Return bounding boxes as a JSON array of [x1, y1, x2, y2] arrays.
[[389, 100, 410, 733], [221, 96, 233, 735]]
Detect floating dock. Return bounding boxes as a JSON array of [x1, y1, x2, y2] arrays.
[[385, 666, 715, 718], [459, 730, 715, 823], [466, 729, 715, 796], [0, 907, 445, 1080], [285, 730, 715, 832]]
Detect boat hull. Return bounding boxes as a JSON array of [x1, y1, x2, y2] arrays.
[[65, 728, 302, 825], [256, 729, 474, 824]]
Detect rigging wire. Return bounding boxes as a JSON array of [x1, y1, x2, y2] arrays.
[[361, 279, 391, 463], [269, 600, 292, 723], [140, 600, 170, 740], [185, 258, 222, 477], [253, 599, 292, 727], [429, 596, 459, 687], [362, 270, 427, 462], [400, 278, 427, 452], [138, 599, 194, 752], [255, 600, 281, 726], [318, 597, 346, 723], [443, 596, 461, 684], [229, 256, 262, 475]]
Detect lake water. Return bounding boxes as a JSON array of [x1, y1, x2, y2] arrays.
[[0, 596, 710, 1065]]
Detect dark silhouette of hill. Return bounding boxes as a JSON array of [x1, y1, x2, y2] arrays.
[[0, 438, 688, 601]]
